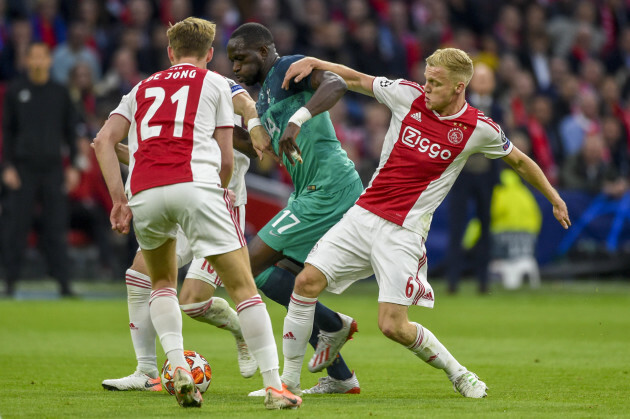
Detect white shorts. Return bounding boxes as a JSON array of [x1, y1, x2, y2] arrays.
[[185, 206, 245, 288], [305, 205, 435, 308], [129, 182, 246, 258]]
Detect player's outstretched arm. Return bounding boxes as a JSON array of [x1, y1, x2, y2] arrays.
[[503, 146, 571, 229], [93, 114, 133, 234], [282, 57, 376, 97]]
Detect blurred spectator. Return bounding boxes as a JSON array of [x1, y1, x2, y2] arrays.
[[68, 61, 98, 136], [446, 63, 500, 295], [559, 89, 600, 157], [348, 18, 399, 78], [507, 69, 536, 129], [487, 129, 542, 290], [489, 167, 543, 290], [561, 131, 627, 197], [67, 137, 117, 277], [77, 0, 112, 55], [601, 115, 629, 178], [493, 4, 522, 54], [328, 98, 364, 167], [600, 75, 630, 145], [547, 0, 605, 59], [519, 31, 552, 93], [526, 94, 562, 184], [51, 20, 101, 85], [1, 43, 78, 297], [205, 0, 240, 48], [94, 47, 144, 102], [0, 18, 33, 81], [357, 102, 389, 185], [30, 0, 67, 49]]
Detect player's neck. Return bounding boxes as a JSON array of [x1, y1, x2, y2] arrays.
[[261, 54, 280, 82], [171, 57, 207, 69], [435, 96, 467, 117]]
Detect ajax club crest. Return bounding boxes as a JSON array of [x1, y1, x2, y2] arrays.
[[447, 127, 464, 145]]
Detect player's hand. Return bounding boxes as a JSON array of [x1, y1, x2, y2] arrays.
[[282, 57, 319, 90], [249, 125, 274, 161], [110, 201, 132, 234], [2, 166, 21, 190], [227, 189, 236, 209], [278, 123, 302, 166], [552, 199, 571, 229]]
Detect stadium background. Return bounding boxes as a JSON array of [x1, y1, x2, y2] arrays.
[[1, 0, 630, 292]]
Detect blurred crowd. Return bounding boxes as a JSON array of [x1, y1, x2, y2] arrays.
[[2, 0, 630, 288]]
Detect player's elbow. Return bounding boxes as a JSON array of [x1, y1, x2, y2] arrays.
[[329, 73, 348, 96]]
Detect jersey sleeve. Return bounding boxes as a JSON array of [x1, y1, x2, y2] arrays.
[[224, 76, 247, 98], [372, 77, 424, 115], [207, 75, 235, 129], [477, 120, 513, 159], [109, 83, 140, 123]]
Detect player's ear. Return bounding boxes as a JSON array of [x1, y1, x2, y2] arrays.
[[167, 45, 175, 65], [206, 47, 214, 63], [259, 44, 269, 60], [455, 81, 465, 95]]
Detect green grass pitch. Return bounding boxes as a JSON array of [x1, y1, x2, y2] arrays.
[[1, 279, 629, 418]]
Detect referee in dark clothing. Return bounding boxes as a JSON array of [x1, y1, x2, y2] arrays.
[[1, 42, 80, 298]]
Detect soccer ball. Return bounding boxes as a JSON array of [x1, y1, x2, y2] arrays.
[[160, 350, 212, 395]]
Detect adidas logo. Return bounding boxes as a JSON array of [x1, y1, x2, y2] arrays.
[[283, 331, 296, 340], [129, 322, 138, 330], [422, 292, 434, 301], [410, 112, 422, 122]]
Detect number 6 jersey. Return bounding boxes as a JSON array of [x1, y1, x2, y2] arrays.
[[110, 63, 235, 197]]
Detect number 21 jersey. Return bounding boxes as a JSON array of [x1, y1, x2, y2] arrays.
[[110, 63, 234, 197]]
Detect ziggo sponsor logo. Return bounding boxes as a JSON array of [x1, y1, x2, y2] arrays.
[[401, 126, 452, 160]]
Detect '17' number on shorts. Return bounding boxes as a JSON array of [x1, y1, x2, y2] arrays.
[[271, 209, 301, 234]]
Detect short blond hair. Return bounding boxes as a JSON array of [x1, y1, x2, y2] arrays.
[[167, 17, 216, 59], [425, 48, 474, 86]]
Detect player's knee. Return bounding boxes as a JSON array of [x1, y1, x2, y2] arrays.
[[179, 279, 215, 305], [294, 266, 326, 298]]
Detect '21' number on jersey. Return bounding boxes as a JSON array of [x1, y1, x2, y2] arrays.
[[141, 86, 190, 140]]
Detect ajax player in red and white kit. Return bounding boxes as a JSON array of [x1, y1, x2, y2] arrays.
[[101, 78, 263, 392], [278, 48, 571, 398], [94, 17, 300, 409]]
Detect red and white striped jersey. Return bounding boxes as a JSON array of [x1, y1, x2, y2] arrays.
[[111, 63, 234, 196], [358, 77, 513, 237]]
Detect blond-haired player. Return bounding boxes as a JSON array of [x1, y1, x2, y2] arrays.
[[95, 17, 300, 409], [278, 48, 570, 398]]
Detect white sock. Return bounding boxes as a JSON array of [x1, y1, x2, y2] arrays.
[[180, 297, 242, 338], [407, 322, 466, 381], [125, 269, 158, 377], [149, 287, 188, 371], [236, 295, 281, 390], [281, 292, 317, 388]]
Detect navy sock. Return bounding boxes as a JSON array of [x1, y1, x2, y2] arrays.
[[259, 266, 353, 380]]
